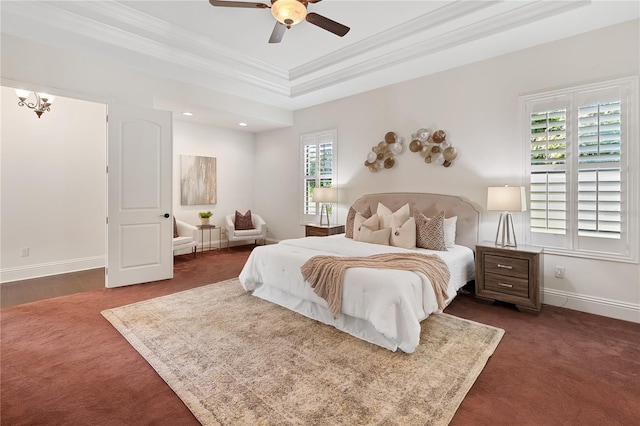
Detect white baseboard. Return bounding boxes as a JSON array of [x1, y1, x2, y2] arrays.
[[543, 288, 640, 323], [5, 254, 636, 324], [0, 256, 105, 284]]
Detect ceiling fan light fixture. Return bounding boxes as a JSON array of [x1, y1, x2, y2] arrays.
[[271, 0, 306, 27]]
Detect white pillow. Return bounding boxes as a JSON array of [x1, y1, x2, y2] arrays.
[[354, 213, 379, 241], [390, 216, 416, 249], [444, 216, 457, 248], [358, 226, 391, 246], [376, 202, 410, 229]]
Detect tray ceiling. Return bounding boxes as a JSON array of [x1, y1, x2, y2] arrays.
[[2, 1, 638, 131]]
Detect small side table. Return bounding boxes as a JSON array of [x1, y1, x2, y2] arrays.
[[197, 225, 222, 253], [475, 242, 543, 313], [305, 224, 345, 237]]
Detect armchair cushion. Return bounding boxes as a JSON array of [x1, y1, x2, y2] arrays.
[[235, 210, 255, 230], [173, 219, 198, 256]]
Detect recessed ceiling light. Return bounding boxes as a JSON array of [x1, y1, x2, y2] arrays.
[[182, 112, 194, 116], [239, 122, 248, 127]]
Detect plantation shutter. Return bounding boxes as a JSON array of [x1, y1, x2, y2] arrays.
[[522, 77, 636, 261], [530, 108, 567, 237], [577, 101, 621, 239], [300, 130, 337, 223], [302, 141, 318, 216]]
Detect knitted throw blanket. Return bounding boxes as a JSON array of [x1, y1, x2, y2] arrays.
[[300, 253, 451, 318]]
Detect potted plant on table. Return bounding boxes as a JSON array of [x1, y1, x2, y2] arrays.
[[199, 211, 213, 225]]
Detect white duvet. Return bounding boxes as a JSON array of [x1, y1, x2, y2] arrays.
[[239, 235, 475, 353]]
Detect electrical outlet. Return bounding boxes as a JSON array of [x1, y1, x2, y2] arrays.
[[555, 266, 565, 279], [20, 247, 29, 257]]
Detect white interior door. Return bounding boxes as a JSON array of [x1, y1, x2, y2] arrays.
[[106, 104, 173, 288]]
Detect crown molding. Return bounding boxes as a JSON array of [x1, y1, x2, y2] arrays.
[[291, 0, 590, 98], [289, 0, 500, 81], [72, 1, 289, 80], [2, 1, 291, 97]]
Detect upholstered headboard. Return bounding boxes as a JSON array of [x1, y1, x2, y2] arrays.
[[351, 192, 480, 251]]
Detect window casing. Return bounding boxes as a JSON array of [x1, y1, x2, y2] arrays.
[[521, 77, 638, 262], [300, 129, 337, 224]]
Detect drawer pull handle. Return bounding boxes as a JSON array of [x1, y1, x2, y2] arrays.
[[498, 282, 513, 288], [497, 264, 513, 270]]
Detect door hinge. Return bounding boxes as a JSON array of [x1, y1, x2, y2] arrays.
[[106, 217, 108, 224], [106, 165, 108, 173]]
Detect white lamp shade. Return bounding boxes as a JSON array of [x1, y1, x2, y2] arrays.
[[487, 186, 527, 212], [37, 93, 55, 103], [313, 187, 338, 203], [15, 89, 30, 99]]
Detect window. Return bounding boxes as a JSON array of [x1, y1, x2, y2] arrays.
[[522, 77, 638, 262], [300, 129, 337, 223]]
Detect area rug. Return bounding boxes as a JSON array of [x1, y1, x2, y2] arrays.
[[102, 278, 504, 425]]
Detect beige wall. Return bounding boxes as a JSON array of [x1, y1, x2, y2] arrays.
[[254, 20, 640, 322], [0, 86, 107, 281], [172, 120, 256, 232]]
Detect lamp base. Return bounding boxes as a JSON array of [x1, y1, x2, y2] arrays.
[[319, 203, 331, 226], [494, 212, 518, 247]]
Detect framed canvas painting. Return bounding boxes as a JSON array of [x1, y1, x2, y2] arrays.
[[180, 155, 216, 205]]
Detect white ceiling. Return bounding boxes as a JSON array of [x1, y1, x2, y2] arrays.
[[2, 1, 638, 132]]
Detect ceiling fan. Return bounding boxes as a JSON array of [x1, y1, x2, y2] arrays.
[[209, 0, 350, 44]]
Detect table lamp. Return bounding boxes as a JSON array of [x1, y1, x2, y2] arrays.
[[312, 187, 338, 226], [487, 185, 527, 247]]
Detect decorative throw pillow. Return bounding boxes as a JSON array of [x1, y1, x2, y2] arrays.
[[390, 216, 416, 249], [358, 226, 391, 246], [444, 216, 458, 248], [377, 202, 411, 229], [354, 213, 379, 241], [415, 210, 446, 251], [235, 210, 255, 230], [173, 217, 179, 238], [345, 206, 372, 238]]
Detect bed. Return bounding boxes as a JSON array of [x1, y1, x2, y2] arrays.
[[239, 192, 479, 353]]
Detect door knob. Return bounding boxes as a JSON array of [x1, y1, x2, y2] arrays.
[[163, 213, 170, 218]]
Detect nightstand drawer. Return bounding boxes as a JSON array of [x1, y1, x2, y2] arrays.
[[484, 255, 529, 279], [484, 273, 529, 298], [305, 224, 345, 237], [306, 227, 329, 237]]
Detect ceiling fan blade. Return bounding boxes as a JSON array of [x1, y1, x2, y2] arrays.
[[307, 0, 323, 3], [306, 12, 350, 37], [209, 0, 269, 9], [269, 22, 286, 44]]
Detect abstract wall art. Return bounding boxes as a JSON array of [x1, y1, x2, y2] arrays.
[[180, 155, 217, 205]]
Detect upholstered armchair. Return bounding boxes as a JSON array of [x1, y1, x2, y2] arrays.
[[173, 219, 198, 257], [225, 212, 267, 247]]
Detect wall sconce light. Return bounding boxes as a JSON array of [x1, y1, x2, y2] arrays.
[[312, 187, 338, 226], [487, 185, 527, 247], [15, 89, 55, 118]]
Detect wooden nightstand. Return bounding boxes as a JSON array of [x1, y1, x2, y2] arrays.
[[305, 224, 345, 237], [475, 242, 543, 313]]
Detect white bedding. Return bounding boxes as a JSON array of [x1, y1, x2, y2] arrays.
[[239, 234, 475, 353]]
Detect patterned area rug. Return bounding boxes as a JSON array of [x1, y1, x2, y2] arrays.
[[102, 278, 504, 425]]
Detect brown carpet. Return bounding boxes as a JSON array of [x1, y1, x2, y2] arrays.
[[102, 278, 504, 425], [1, 246, 639, 425]]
